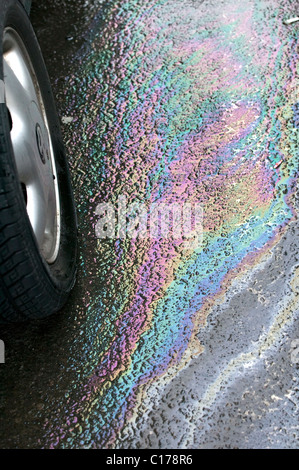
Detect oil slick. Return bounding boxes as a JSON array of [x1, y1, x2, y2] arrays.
[[43, 0, 298, 448]]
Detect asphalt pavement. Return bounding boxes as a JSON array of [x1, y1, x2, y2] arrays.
[[0, 0, 298, 449]]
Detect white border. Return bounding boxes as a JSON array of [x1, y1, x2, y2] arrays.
[[0, 80, 5, 104]]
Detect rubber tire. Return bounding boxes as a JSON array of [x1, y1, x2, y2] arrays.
[[0, 0, 77, 322]]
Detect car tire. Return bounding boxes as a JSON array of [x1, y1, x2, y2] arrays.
[[0, 0, 77, 322]]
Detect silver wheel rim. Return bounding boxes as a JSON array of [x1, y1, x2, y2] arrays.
[[3, 27, 61, 264]]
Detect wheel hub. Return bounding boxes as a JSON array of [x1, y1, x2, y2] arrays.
[[2, 27, 61, 264]]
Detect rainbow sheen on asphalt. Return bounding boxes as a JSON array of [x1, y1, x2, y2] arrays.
[[43, 0, 298, 448]]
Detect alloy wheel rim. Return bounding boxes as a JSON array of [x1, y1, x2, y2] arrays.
[[3, 27, 61, 264]]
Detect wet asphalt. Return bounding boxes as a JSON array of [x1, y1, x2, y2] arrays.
[[0, 0, 298, 449]]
